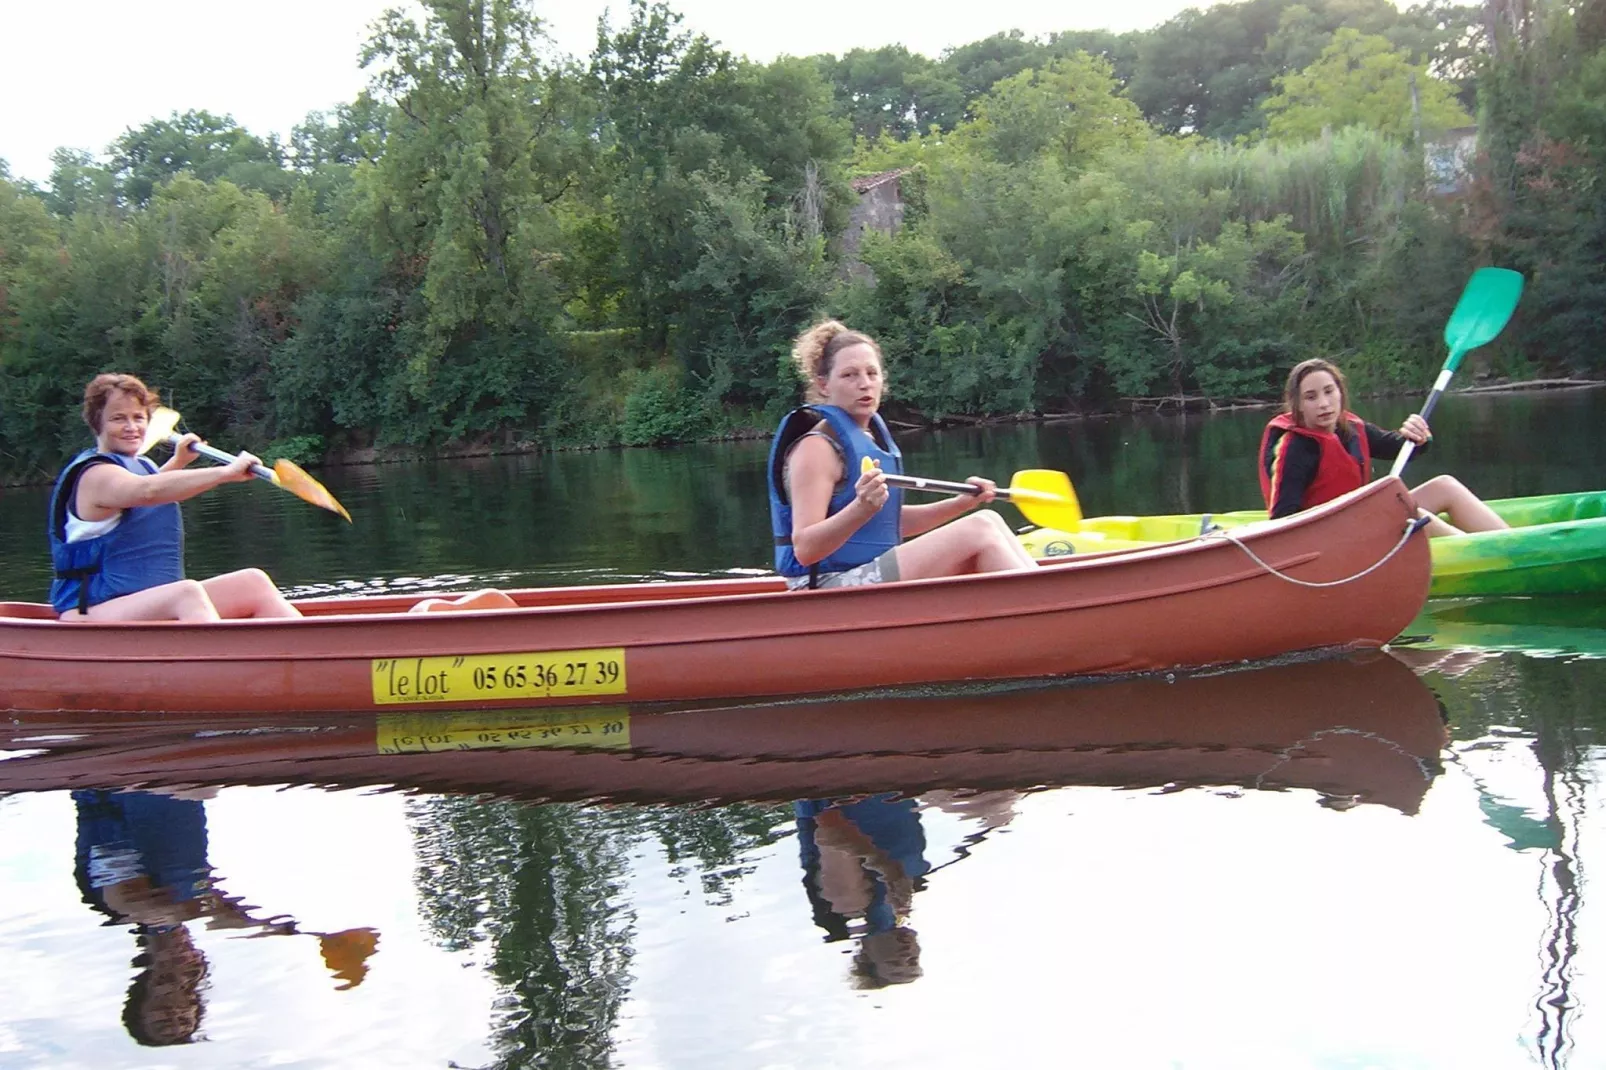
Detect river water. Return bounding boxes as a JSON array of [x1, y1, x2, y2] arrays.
[[1, 390, 1604, 1069]]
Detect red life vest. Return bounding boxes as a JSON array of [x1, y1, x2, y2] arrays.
[[1259, 412, 1371, 512]]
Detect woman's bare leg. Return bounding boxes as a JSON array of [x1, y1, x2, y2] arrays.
[[1416, 511, 1464, 537], [200, 569, 301, 618], [408, 589, 518, 613], [1411, 475, 1509, 535], [62, 579, 221, 623], [896, 511, 1038, 581]]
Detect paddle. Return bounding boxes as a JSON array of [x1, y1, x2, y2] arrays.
[[1390, 267, 1524, 477], [864, 458, 1083, 529], [140, 406, 353, 522]]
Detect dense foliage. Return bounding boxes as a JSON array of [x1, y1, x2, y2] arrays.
[[1, 0, 1600, 480]]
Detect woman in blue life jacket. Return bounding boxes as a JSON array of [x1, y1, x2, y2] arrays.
[[1260, 358, 1508, 537], [48, 373, 301, 622], [769, 320, 1037, 590]]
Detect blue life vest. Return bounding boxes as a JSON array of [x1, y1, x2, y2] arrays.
[[768, 405, 902, 583], [48, 450, 185, 614], [73, 790, 212, 912]]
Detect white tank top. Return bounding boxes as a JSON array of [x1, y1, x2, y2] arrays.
[[64, 509, 120, 544], [62, 453, 156, 542]]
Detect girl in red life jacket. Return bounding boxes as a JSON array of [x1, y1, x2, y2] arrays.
[[1259, 358, 1509, 537]]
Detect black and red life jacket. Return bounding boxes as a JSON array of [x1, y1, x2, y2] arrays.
[[1258, 411, 1371, 512]]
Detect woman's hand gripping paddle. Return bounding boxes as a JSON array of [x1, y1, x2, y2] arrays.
[[141, 407, 353, 522], [862, 457, 1082, 529], [1391, 267, 1524, 477]]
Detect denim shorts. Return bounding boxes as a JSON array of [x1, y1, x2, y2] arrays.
[[784, 548, 902, 591]]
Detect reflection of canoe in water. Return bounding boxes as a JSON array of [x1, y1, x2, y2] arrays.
[[1401, 597, 1606, 659], [1, 652, 1447, 814], [0, 480, 1429, 717], [1022, 490, 1606, 599]]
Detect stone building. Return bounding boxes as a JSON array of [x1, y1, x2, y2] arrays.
[[1425, 125, 1479, 195], [838, 168, 909, 282]]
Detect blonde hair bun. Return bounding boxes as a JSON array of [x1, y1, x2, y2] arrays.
[[790, 320, 882, 403]]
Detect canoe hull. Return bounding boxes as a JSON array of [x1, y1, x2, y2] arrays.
[[0, 479, 1430, 717], [1, 652, 1448, 814]]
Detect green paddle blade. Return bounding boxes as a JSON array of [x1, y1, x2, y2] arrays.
[[1444, 267, 1524, 369]]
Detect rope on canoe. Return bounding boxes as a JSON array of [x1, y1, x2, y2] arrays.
[[1205, 515, 1432, 588]]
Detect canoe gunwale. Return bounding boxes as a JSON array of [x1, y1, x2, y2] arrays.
[[2, 549, 1326, 664]]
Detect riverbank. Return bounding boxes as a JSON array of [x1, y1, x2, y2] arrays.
[[5, 379, 1601, 488]]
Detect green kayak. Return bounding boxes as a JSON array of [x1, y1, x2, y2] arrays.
[[1020, 490, 1606, 598]]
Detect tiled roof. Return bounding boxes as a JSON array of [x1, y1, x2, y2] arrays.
[[850, 168, 909, 194]]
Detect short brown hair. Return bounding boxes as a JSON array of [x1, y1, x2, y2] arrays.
[[83, 374, 160, 433]]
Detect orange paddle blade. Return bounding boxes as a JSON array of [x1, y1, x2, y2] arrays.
[[272, 459, 353, 522], [318, 927, 380, 990], [139, 407, 183, 455]]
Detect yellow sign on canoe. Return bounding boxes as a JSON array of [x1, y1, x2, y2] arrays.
[[371, 648, 627, 705]]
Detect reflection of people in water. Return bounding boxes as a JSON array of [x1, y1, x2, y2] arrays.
[[795, 791, 1020, 988], [74, 789, 378, 1046]]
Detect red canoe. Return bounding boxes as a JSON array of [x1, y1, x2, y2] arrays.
[[0, 479, 1432, 717], [1, 652, 1447, 814]]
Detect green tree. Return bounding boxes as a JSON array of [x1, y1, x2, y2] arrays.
[[109, 110, 292, 205], [1262, 28, 1472, 140], [959, 53, 1148, 168], [1130, 0, 1408, 140], [1129, 0, 1301, 139], [42, 149, 118, 218], [939, 31, 1055, 109], [358, 0, 574, 432], [1118, 215, 1309, 397], [589, 1, 847, 383], [819, 45, 954, 140], [1388, 0, 1485, 109]]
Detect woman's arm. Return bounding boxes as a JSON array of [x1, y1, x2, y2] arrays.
[[1365, 415, 1430, 463], [899, 478, 999, 537], [1267, 435, 1319, 519], [74, 447, 258, 521], [787, 436, 886, 566]]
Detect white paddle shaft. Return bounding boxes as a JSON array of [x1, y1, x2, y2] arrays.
[[878, 472, 1064, 505], [167, 433, 276, 483]]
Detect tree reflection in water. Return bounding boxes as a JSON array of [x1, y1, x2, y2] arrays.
[[406, 796, 788, 1067], [1420, 654, 1605, 1070]]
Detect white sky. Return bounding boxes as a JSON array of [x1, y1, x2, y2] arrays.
[[0, 0, 1198, 185]]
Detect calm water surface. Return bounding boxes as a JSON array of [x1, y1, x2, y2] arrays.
[[2, 390, 1605, 1069]]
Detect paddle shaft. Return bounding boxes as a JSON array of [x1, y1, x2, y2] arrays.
[[169, 434, 276, 484], [880, 471, 1062, 505], [1388, 368, 1453, 476]]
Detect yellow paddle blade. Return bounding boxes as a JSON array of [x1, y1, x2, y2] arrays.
[[273, 459, 353, 522], [1008, 469, 1083, 529], [317, 927, 380, 990], [140, 406, 183, 455]]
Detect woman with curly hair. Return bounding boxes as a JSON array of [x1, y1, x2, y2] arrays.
[[767, 320, 1037, 590]]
